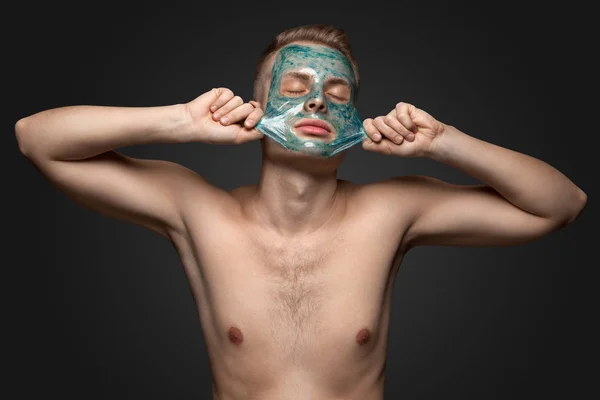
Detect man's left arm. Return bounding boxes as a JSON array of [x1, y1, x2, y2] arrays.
[[362, 102, 588, 248]]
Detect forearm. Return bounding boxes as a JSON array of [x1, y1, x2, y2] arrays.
[[429, 126, 587, 223], [15, 103, 190, 161]]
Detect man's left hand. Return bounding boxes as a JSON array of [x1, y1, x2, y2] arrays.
[[362, 102, 447, 158]]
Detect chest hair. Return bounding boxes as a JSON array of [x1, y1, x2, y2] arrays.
[[249, 234, 340, 337]]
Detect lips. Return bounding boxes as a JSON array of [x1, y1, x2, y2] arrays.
[[293, 118, 334, 137]]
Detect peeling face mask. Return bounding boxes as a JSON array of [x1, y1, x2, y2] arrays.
[[255, 44, 367, 157]]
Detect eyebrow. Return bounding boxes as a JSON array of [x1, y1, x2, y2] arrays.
[[282, 71, 312, 81], [282, 72, 352, 88], [324, 77, 351, 87]]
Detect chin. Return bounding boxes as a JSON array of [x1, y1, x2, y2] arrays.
[[261, 137, 347, 171]]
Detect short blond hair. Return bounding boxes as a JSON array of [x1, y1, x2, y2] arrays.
[[253, 24, 360, 103]]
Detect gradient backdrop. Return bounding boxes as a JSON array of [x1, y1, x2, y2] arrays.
[[5, 1, 596, 399]]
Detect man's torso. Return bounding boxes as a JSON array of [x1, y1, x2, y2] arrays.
[[169, 180, 412, 399]]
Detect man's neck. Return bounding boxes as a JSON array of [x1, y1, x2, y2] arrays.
[[250, 160, 346, 237]]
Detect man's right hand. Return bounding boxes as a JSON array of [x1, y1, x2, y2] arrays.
[[185, 88, 264, 145]]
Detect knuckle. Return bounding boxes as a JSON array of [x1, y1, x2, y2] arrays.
[[235, 105, 251, 117], [233, 96, 243, 103], [223, 88, 234, 96]]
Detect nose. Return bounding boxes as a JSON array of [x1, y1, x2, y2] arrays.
[[303, 96, 327, 113]]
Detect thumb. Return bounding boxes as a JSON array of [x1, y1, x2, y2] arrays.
[[236, 127, 264, 144], [362, 136, 391, 155]]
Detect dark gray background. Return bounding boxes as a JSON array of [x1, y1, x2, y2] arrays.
[[5, 1, 596, 399]]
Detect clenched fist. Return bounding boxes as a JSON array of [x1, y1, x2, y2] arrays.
[[362, 102, 447, 158], [184, 87, 264, 144]]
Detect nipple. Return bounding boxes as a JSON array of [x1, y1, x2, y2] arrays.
[[228, 326, 244, 345], [356, 328, 371, 346]]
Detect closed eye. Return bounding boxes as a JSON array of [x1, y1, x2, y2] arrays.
[[281, 89, 309, 97], [326, 92, 349, 103], [280, 72, 312, 97], [324, 79, 351, 103]]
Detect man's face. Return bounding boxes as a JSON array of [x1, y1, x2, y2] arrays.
[[256, 43, 366, 158]]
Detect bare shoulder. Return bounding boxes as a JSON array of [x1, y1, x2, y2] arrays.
[[345, 175, 442, 207], [335, 176, 447, 253], [157, 161, 243, 229], [339, 176, 440, 231], [160, 161, 237, 205]]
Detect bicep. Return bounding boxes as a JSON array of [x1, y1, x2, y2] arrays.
[[402, 177, 562, 249], [32, 151, 204, 238]]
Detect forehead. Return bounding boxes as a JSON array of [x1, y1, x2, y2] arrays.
[[274, 44, 356, 85]]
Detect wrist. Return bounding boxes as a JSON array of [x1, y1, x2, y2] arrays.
[[426, 124, 462, 163], [168, 103, 196, 143]]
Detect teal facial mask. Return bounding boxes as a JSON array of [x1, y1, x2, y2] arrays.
[[255, 44, 367, 157]]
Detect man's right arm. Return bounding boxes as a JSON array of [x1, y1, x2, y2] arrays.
[[15, 89, 264, 239]]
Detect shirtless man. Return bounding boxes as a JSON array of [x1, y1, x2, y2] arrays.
[[15, 24, 586, 399]]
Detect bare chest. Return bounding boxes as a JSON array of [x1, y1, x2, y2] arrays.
[[180, 210, 402, 343]]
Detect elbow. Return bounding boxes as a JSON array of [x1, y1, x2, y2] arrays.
[[15, 117, 46, 162], [15, 117, 35, 159], [566, 188, 588, 224], [542, 188, 588, 230], [555, 188, 588, 227]]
